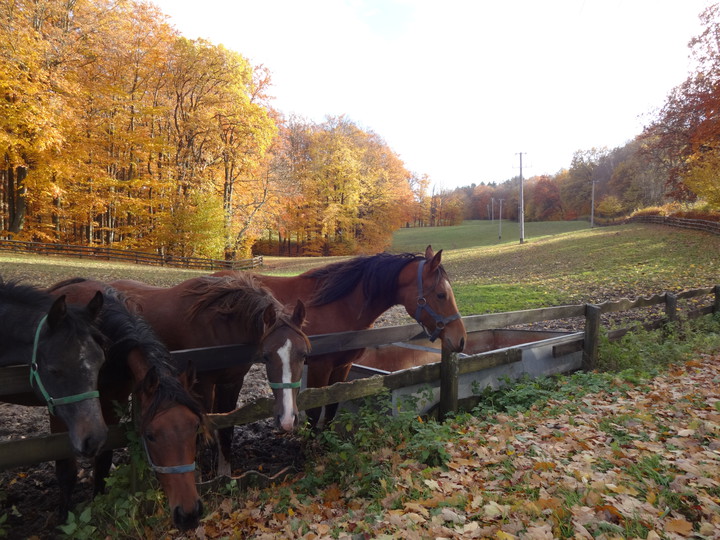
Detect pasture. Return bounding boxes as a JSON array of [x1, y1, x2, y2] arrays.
[[1, 221, 720, 538]]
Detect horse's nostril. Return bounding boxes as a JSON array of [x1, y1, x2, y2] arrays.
[[459, 337, 466, 352]]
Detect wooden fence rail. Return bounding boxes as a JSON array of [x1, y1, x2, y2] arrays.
[[625, 215, 720, 235], [0, 239, 263, 271], [1, 284, 719, 470]]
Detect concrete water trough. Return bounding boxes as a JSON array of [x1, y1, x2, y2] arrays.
[[341, 329, 585, 415]]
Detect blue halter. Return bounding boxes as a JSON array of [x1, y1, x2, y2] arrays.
[[413, 259, 461, 342], [142, 437, 196, 475]]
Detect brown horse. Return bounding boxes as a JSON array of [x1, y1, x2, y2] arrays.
[[46, 278, 207, 530], [110, 273, 309, 476], [215, 245, 467, 426]]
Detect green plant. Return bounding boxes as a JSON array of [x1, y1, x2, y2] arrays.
[[58, 428, 169, 539]]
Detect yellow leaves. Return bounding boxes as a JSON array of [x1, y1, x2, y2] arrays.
[[482, 501, 511, 520], [605, 483, 639, 496], [183, 354, 720, 538], [665, 518, 694, 536]]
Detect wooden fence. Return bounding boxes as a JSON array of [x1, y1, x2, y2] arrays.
[[625, 215, 720, 235], [1, 284, 719, 470], [0, 239, 263, 271]]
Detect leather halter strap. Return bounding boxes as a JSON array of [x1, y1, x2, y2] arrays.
[[413, 259, 461, 342], [29, 315, 100, 416]]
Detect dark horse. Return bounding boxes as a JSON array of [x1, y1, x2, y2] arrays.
[[0, 278, 106, 456], [215, 246, 467, 426], [47, 278, 207, 530], [111, 272, 309, 476]]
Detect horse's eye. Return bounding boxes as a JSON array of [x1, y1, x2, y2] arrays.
[[145, 432, 156, 443], [437, 293, 447, 300]]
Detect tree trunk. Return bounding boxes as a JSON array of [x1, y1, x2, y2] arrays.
[[8, 166, 28, 233]]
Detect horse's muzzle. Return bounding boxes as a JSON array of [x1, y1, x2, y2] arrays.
[[173, 500, 203, 531]]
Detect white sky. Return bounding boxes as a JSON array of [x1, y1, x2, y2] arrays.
[[149, 0, 710, 190]]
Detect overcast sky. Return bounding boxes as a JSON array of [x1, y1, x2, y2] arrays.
[[150, 0, 710, 190]]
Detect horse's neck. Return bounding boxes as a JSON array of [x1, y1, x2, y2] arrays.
[[257, 274, 400, 331]]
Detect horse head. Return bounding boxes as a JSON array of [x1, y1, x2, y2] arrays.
[[33, 291, 108, 457], [135, 363, 207, 530], [261, 299, 310, 432], [398, 245, 467, 353]]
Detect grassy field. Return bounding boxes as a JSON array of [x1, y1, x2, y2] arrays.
[[390, 219, 589, 252], [0, 221, 718, 316]]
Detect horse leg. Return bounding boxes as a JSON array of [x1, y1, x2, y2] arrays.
[[50, 416, 77, 523], [93, 390, 127, 495], [214, 382, 242, 477], [322, 362, 355, 426], [93, 450, 114, 496], [305, 359, 333, 429]]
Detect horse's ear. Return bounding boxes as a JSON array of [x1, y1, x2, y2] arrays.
[[291, 299, 306, 327], [428, 248, 443, 273], [262, 304, 277, 328], [425, 245, 435, 259], [47, 294, 67, 329], [178, 364, 196, 391], [86, 290, 104, 320]]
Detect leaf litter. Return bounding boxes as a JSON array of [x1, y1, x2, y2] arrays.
[[192, 354, 720, 539]]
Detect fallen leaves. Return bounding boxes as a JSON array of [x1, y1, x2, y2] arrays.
[[189, 355, 720, 539]]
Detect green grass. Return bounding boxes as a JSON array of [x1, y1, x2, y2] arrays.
[[391, 219, 589, 253]]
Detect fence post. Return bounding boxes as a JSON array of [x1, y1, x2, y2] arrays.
[[439, 348, 459, 420], [665, 293, 678, 323], [583, 304, 601, 371]]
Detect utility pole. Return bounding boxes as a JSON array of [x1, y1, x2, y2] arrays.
[[517, 152, 526, 244], [498, 199, 504, 240], [590, 179, 596, 228]]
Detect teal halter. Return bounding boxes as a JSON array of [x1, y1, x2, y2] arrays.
[[268, 380, 302, 390], [29, 315, 100, 416]]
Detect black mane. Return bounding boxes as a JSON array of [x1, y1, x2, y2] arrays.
[[305, 252, 423, 309]]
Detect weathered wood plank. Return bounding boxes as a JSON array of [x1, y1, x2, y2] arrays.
[[308, 326, 427, 356], [0, 424, 129, 471], [583, 305, 601, 370], [0, 365, 31, 396], [462, 305, 585, 332], [676, 287, 715, 300], [439, 350, 459, 419], [598, 294, 666, 313]]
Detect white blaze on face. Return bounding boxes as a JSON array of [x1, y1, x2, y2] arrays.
[[277, 338, 295, 431]]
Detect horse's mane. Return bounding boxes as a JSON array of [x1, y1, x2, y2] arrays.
[[183, 274, 282, 341], [0, 277, 102, 345], [48, 278, 204, 426], [97, 286, 206, 426], [304, 252, 448, 310]]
